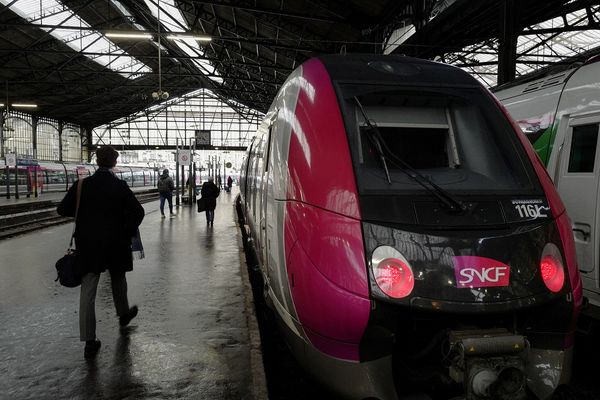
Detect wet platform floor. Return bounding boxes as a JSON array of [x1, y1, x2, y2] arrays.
[[0, 189, 266, 399]]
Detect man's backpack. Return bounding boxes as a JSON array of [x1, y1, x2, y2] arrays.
[[157, 178, 168, 192]]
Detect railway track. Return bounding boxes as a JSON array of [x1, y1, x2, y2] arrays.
[[0, 190, 159, 240]]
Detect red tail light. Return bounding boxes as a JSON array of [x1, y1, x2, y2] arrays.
[[540, 256, 565, 293], [540, 243, 565, 293], [373, 258, 414, 298]]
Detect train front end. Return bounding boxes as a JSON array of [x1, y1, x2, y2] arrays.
[[278, 55, 583, 400]]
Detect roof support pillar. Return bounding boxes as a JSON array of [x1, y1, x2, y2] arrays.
[[58, 121, 63, 163], [32, 116, 37, 161], [0, 111, 4, 158], [498, 0, 519, 85], [84, 127, 93, 163]]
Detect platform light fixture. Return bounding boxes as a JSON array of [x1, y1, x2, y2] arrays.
[[166, 34, 211, 42], [105, 32, 153, 39], [151, 0, 169, 102]]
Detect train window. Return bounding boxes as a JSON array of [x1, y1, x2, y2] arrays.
[[568, 124, 598, 173], [360, 126, 450, 169], [46, 170, 65, 184], [67, 171, 77, 184], [343, 86, 540, 195]]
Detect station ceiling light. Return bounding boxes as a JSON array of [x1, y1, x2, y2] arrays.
[[166, 34, 212, 42], [105, 32, 153, 39], [12, 103, 37, 108]]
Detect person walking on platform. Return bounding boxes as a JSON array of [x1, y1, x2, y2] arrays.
[[226, 176, 233, 193], [57, 146, 144, 359], [157, 169, 175, 218], [200, 177, 220, 226]]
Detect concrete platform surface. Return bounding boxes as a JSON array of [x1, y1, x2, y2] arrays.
[[0, 188, 266, 399]]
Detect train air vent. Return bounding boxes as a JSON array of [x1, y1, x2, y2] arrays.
[[541, 73, 567, 88], [522, 81, 542, 93]]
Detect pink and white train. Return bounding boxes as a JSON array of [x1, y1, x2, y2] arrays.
[[239, 55, 582, 400]]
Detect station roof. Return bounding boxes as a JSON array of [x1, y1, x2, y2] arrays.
[[0, 0, 599, 129]]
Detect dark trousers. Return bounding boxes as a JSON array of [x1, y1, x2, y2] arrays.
[[206, 209, 215, 222], [80, 270, 130, 341], [159, 192, 173, 215]]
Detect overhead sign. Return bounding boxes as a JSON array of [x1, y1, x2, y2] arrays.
[[5, 153, 16, 167], [195, 129, 211, 146], [178, 150, 192, 165]]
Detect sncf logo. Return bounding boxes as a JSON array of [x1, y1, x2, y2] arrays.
[[452, 256, 511, 288]]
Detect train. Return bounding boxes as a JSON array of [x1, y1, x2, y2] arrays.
[[494, 56, 600, 316], [238, 54, 582, 400], [0, 160, 159, 196]]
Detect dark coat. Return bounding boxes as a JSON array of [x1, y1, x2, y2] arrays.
[[57, 168, 145, 275], [157, 174, 174, 194], [200, 181, 220, 211]]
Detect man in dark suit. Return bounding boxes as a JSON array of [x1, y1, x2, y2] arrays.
[[58, 146, 145, 358]]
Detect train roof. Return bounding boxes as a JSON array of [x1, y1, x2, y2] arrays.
[[317, 54, 479, 87]]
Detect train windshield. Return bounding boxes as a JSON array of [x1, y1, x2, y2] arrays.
[[340, 85, 540, 195]]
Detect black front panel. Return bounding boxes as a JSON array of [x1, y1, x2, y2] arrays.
[[362, 219, 568, 313], [361, 195, 550, 227]]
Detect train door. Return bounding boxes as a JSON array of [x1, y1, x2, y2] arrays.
[[555, 113, 600, 300]]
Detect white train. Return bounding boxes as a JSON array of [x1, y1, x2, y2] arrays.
[[494, 56, 600, 313]]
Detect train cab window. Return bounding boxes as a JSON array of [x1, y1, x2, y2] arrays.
[[357, 105, 458, 170], [568, 124, 599, 173], [342, 86, 539, 195]]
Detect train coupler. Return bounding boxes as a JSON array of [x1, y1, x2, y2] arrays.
[[447, 329, 529, 400]]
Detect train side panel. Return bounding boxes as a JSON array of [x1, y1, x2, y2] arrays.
[[264, 66, 304, 323], [495, 69, 575, 165], [496, 60, 600, 310]]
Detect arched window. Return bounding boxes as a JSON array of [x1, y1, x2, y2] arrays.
[[3, 113, 33, 158], [62, 126, 81, 162], [37, 120, 60, 161]]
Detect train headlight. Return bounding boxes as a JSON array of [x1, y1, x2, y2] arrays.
[[540, 243, 565, 293], [371, 246, 414, 299]]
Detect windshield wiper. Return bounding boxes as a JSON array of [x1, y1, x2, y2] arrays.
[[354, 96, 466, 214]]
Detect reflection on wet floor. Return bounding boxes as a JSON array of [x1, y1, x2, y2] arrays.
[[0, 189, 262, 399]]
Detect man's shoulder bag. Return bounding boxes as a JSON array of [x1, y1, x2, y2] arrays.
[[55, 179, 84, 288], [197, 197, 206, 213]]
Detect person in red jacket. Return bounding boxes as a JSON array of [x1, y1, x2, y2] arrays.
[[57, 146, 145, 359]]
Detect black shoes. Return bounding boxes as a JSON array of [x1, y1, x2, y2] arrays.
[[119, 305, 138, 327], [84, 339, 101, 359]]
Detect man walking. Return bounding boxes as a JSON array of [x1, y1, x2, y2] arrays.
[[200, 176, 220, 226], [157, 169, 175, 218], [57, 146, 144, 358]]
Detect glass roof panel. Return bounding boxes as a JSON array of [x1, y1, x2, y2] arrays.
[[439, 6, 600, 87], [144, 0, 222, 83], [387, 5, 600, 88], [0, 0, 152, 80]]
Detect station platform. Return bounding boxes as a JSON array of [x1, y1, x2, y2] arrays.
[[0, 188, 267, 399]]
